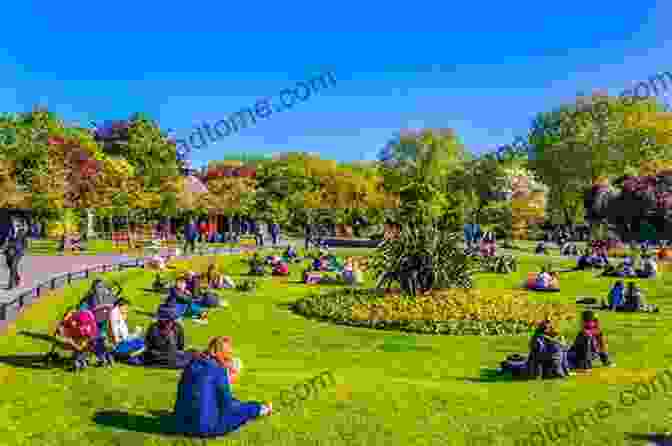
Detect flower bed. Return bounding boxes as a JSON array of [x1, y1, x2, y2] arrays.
[[292, 288, 576, 336]]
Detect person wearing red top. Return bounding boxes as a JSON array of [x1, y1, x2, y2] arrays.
[[199, 221, 208, 243], [571, 311, 614, 371]]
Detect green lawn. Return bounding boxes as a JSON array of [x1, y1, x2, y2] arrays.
[[1, 247, 671, 445]]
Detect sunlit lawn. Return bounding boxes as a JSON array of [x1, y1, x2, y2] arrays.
[[1, 247, 671, 445]]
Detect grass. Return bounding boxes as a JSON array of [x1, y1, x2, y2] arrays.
[[0, 247, 671, 445]]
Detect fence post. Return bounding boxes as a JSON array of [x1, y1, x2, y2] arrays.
[[85, 268, 89, 278], [67, 273, 72, 284], [51, 278, 56, 289]]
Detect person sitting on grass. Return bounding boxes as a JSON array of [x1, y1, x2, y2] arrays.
[[165, 277, 208, 324], [108, 298, 145, 362], [173, 336, 271, 438], [570, 311, 614, 371], [79, 279, 116, 310], [142, 304, 197, 368], [603, 280, 625, 310], [624, 282, 643, 311], [272, 261, 289, 276], [527, 319, 570, 379], [189, 275, 227, 308], [636, 254, 657, 279], [248, 253, 266, 276], [206, 264, 234, 289], [284, 245, 298, 261]]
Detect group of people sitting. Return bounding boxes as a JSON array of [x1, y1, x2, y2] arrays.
[[603, 280, 659, 312], [60, 298, 272, 436], [247, 245, 300, 277], [525, 270, 560, 291], [303, 250, 364, 285], [61, 267, 238, 370], [600, 255, 658, 278], [575, 249, 610, 270], [500, 311, 614, 379]]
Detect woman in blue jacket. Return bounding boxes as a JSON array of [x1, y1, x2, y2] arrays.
[[173, 336, 272, 437]]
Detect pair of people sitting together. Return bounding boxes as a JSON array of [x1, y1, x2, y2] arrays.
[[161, 275, 229, 325], [603, 281, 659, 312], [525, 271, 560, 291], [500, 312, 614, 379]]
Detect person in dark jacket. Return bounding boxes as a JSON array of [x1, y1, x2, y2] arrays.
[[165, 276, 208, 324], [80, 279, 117, 310], [173, 336, 271, 437], [142, 304, 195, 368], [2, 223, 28, 290], [304, 224, 312, 250], [270, 223, 280, 246], [183, 219, 198, 254], [569, 310, 613, 371], [527, 319, 570, 379]]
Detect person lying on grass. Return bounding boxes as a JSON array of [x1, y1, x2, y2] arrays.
[[165, 276, 209, 324], [173, 336, 271, 438], [139, 304, 198, 368], [108, 298, 145, 362]]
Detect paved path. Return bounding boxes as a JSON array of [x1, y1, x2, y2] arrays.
[[0, 253, 145, 304], [0, 238, 293, 305]]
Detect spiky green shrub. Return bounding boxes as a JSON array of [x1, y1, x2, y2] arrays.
[[369, 224, 478, 290]]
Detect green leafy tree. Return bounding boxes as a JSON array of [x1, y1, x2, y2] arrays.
[[378, 129, 467, 227]]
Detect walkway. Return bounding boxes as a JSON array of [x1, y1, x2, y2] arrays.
[[0, 238, 293, 304]]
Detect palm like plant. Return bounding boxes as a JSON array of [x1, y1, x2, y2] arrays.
[[370, 223, 478, 294]]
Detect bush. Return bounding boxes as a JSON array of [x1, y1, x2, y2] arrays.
[[292, 288, 576, 336], [369, 224, 477, 293]]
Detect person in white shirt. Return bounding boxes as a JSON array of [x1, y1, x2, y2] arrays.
[[109, 298, 145, 361]]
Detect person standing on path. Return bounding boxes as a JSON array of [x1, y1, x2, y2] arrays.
[[2, 223, 28, 290], [255, 223, 265, 247], [270, 222, 280, 246], [184, 218, 198, 255], [304, 223, 312, 250]]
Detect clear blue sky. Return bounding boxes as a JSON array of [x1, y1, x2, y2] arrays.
[[0, 1, 669, 168]]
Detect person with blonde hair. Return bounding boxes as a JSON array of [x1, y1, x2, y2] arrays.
[[173, 336, 271, 437]]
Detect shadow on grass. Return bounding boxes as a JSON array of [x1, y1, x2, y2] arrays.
[[626, 433, 672, 445], [0, 353, 54, 370], [134, 309, 157, 318], [139, 288, 166, 294], [93, 410, 178, 437], [459, 368, 524, 384], [19, 330, 75, 350]]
